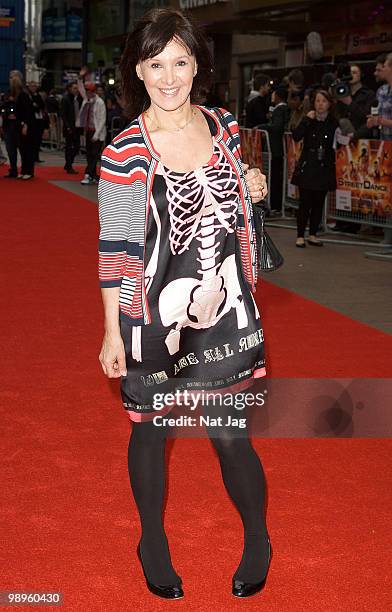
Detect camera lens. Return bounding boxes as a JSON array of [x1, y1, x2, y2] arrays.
[[332, 81, 350, 99]]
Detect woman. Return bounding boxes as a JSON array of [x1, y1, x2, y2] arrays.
[[98, 8, 270, 600], [10, 71, 36, 180], [291, 89, 338, 247], [1, 92, 18, 178]]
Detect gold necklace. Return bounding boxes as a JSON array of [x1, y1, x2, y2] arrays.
[[145, 107, 197, 133]]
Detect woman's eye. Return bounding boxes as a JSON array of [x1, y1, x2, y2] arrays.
[[177, 61, 187, 66], [151, 63, 161, 69]]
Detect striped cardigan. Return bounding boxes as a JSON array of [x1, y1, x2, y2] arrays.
[[98, 105, 258, 328]]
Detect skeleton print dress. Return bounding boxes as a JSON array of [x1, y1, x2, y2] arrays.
[[120, 131, 266, 422]]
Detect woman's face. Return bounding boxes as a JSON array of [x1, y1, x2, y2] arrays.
[[136, 37, 197, 112], [314, 93, 330, 114]]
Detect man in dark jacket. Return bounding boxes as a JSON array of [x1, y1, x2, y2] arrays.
[[245, 73, 271, 128], [258, 86, 289, 214], [334, 64, 376, 232], [60, 82, 83, 174], [336, 64, 377, 134], [27, 81, 46, 163]]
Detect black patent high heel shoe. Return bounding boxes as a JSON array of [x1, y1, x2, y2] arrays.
[[136, 542, 184, 599], [232, 537, 272, 598]]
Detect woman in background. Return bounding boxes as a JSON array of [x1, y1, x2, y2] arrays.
[[291, 89, 338, 247], [10, 71, 36, 180]]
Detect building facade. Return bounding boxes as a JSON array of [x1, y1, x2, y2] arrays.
[[171, 0, 392, 118], [39, 0, 83, 89]]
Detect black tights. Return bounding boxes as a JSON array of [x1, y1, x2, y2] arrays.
[[297, 188, 327, 238], [128, 402, 269, 585]]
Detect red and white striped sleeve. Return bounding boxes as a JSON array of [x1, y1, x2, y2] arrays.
[[97, 144, 133, 287]]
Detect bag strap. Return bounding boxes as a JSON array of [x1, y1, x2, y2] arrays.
[[214, 106, 235, 142]]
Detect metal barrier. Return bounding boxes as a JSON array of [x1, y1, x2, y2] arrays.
[[278, 132, 392, 251], [43, 114, 125, 150], [42, 114, 89, 155], [239, 127, 272, 210], [108, 116, 123, 142], [42, 113, 64, 150], [327, 139, 392, 231], [327, 191, 392, 229], [325, 139, 392, 253]]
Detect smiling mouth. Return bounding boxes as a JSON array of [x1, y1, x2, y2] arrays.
[[160, 88, 180, 96]]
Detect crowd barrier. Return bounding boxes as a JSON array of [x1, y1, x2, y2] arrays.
[[41, 114, 124, 151], [238, 127, 272, 210], [42, 113, 63, 150], [329, 138, 392, 229], [282, 132, 392, 231], [37, 117, 392, 249], [238, 128, 392, 255]]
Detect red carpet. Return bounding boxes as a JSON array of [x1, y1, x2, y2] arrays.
[[30, 164, 86, 181], [1, 167, 391, 610]]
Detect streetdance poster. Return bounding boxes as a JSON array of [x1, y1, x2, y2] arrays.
[[284, 133, 303, 201], [239, 128, 264, 173], [335, 140, 392, 218]]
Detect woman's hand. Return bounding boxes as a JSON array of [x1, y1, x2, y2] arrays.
[[243, 163, 268, 203], [79, 65, 89, 78], [99, 331, 127, 378], [307, 110, 316, 120]]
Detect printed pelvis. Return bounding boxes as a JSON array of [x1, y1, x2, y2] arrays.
[[159, 253, 247, 355]]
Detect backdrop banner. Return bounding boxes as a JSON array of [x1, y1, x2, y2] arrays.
[[335, 139, 392, 218], [284, 132, 303, 200], [239, 127, 264, 172]]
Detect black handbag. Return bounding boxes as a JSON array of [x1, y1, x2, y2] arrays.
[[252, 204, 284, 272], [214, 107, 284, 273]]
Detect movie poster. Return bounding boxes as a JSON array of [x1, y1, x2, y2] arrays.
[[239, 128, 263, 172], [285, 133, 303, 200], [335, 140, 392, 218]]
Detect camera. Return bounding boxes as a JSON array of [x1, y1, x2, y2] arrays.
[[330, 62, 352, 99], [331, 80, 351, 99]]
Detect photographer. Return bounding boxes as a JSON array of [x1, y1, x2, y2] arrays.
[[348, 64, 376, 116], [333, 63, 374, 133]]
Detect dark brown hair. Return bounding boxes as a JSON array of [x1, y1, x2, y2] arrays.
[[311, 89, 335, 111], [375, 53, 387, 66], [311, 88, 339, 121], [119, 7, 214, 120], [287, 68, 305, 88]]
